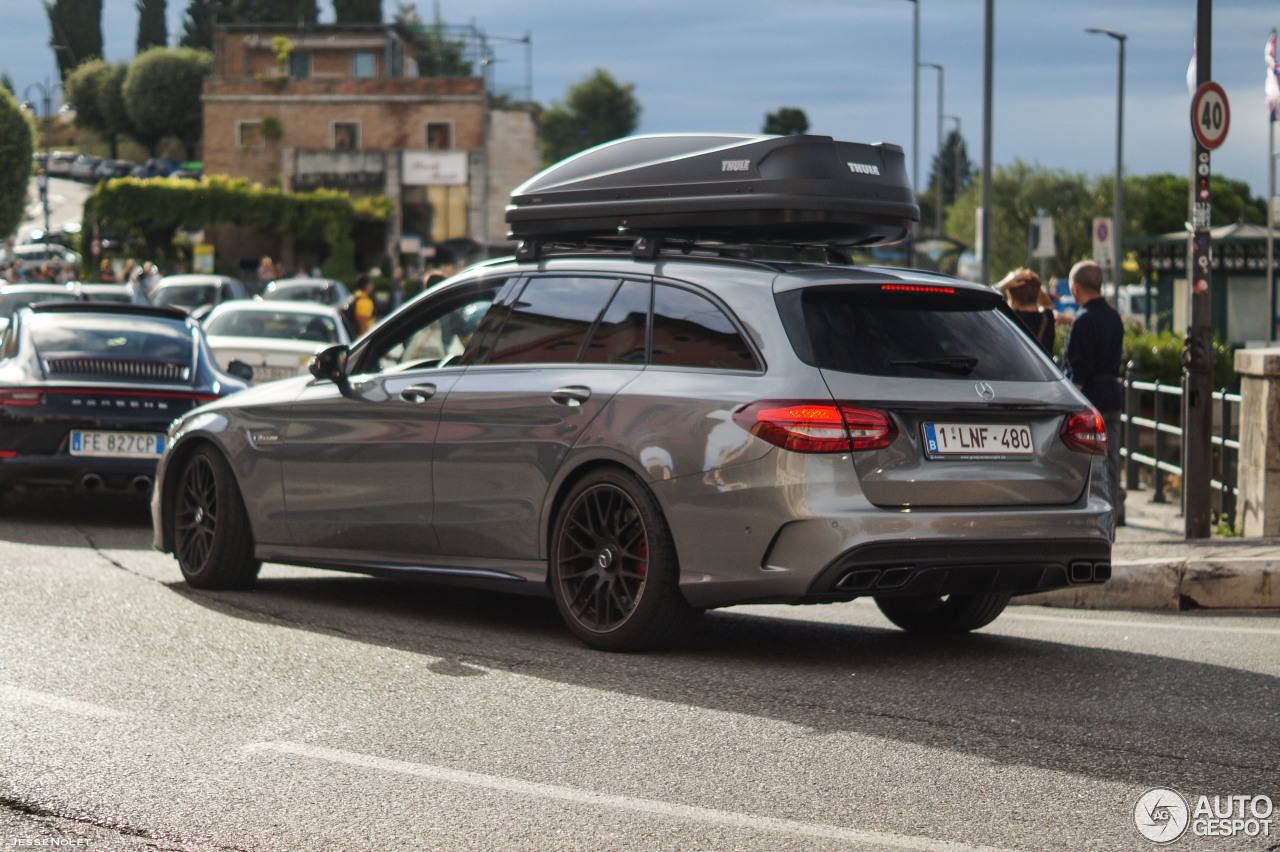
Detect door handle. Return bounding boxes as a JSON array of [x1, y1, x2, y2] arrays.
[[400, 383, 437, 403], [551, 385, 591, 407]]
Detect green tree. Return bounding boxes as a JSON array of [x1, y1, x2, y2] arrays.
[[1, 73, 13, 94], [334, 0, 381, 23], [64, 58, 112, 138], [96, 63, 134, 159], [232, 0, 318, 24], [0, 87, 35, 240], [948, 160, 1101, 282], [137, 0, 168, 52], [540, 69, 640, 167], [44, 0, 103, 81], [394, 3, 472, 77], [179, 0, 231, 49], [1124, 173, 1264, 238], [123, 46, 212, 158], [763, 107, 809, 136]]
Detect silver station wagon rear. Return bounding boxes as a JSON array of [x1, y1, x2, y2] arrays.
[[151, 134, 1112, 651]]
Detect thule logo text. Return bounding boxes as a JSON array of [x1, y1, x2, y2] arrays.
[[721, 159, 751, 172], [847, 162, 881, 175]]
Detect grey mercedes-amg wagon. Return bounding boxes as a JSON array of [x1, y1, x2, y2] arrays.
[[151, 135, 1113, 651]]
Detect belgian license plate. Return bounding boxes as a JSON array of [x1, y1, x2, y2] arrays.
[[69, 431, 165, 459], [924, 423, 1034, 456]]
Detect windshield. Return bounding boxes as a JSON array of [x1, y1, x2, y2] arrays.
[[777, 286, 1059, 382], [154, 285, 217, 308], [30, 313, 194, 361], [205, 309, 339, 343]]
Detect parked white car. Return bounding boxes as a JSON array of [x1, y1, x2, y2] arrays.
[[201, 300, 349, 384]]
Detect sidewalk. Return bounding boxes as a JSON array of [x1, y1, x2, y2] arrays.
[[1013, 486, 1280, 612]]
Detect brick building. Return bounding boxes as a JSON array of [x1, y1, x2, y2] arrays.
[[201, 23, 540, 277]]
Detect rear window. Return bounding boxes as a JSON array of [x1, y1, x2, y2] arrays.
[[30, 314, 194, 362], [777, 286, 1058, 382], [205, 309, 339, 343], [154, 286, 216, 308]]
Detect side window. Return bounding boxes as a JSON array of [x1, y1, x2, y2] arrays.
[[582, 279, 649, 365], [237, 121, 262, 149], [289, 51, 311, 78], [651, 284, 760, 371], [352, 51, 377, 78], [485, 277, 618, 366], [426, 122, 453, 150], [334, 122, 360, 151], [353, 281, 506, 374]]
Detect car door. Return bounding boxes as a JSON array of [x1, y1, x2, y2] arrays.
[[432, 275, 649, 560], [277, 276, 511, 560]]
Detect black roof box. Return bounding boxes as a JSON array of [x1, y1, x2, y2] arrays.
[[506, 134, 919, 248]]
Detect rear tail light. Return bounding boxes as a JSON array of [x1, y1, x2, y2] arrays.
[[733, 400, 898, 453], [1060, 409, 1107, 455], [0, 389, 42, 407]]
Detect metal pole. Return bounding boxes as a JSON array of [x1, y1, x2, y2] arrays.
[[1116, 34, 1126, 292], [911, 0, 919, 194], [920, 63, 944, 238], [1086, 28, 1127, 295], [1270, 29, 1276, 340], [980, 0, 994, 285], [1184, 0, 1214, 539]]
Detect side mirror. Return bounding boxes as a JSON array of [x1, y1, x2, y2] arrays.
[[309, 344, 351, 394], [226, 359, 254, 382]]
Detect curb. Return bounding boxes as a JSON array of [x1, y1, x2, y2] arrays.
[[1012, 557, 1280, 611]]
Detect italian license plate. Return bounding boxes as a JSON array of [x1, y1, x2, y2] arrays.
[[255, 365, 297, 382], [69, 431, 165, 459], [924, 423, 1034, 456]]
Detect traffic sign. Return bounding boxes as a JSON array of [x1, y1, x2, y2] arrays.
[[1092, 217, 1114, 268], [1191, 82, 1230, 151]]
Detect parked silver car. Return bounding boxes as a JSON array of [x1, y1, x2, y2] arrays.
[[150, 135, 1113, 651]]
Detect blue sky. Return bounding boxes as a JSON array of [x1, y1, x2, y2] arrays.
[[4, 0, 1278, 201]]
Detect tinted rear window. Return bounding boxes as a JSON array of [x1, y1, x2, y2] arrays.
[[777, 286, 1058, 382], [30, 314, 194, 361]]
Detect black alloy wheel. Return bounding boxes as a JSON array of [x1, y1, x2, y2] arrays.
[[550, 469, 697, 652], [173, 444, 260, 590], [874, 592, 1011, 634]]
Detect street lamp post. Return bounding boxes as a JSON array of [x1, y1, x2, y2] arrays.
[[22, 77, 62, 236], [1086, 27, 1127, 295], [945, 114, 962, 237], [920, 62, 944, 238], [890, 0, 920, 266]]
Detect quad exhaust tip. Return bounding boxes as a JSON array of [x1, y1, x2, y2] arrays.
[[131, 475, 153, 494], [80, 473, 103, 492]]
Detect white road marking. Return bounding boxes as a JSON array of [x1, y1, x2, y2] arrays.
[[0, 684, 125, 719], [1001, 610, 1280, 636], [246, 741, 1020, 852]]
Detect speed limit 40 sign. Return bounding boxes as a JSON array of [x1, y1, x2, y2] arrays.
[[1191, 82, 1230, 150]]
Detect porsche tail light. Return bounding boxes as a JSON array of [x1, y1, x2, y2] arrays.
[[0, 389, 42, 407], [733, 400, 898, 453]]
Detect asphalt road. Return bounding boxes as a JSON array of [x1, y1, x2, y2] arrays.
[[19, 175, 91, 244], [1, 490, 1277, 852]]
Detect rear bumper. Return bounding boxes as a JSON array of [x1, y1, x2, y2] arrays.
[[801, 538, 1111, 602], [0, 455, 160, 495]]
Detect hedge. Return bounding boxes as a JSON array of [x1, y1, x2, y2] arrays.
[[85, 175, 392, 280]]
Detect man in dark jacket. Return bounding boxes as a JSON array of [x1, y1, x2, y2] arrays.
[[1064, 259, 1124, 525]]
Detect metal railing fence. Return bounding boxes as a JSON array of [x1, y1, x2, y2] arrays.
[[1121, 362, 1240, 529]]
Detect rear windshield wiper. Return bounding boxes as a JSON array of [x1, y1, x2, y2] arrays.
[[889, 356, 978, 376]]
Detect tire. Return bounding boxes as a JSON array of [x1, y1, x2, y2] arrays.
[[172, 445, 260, 590], [549, 469, 697, 652], [875, 592, 1011, 634]]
